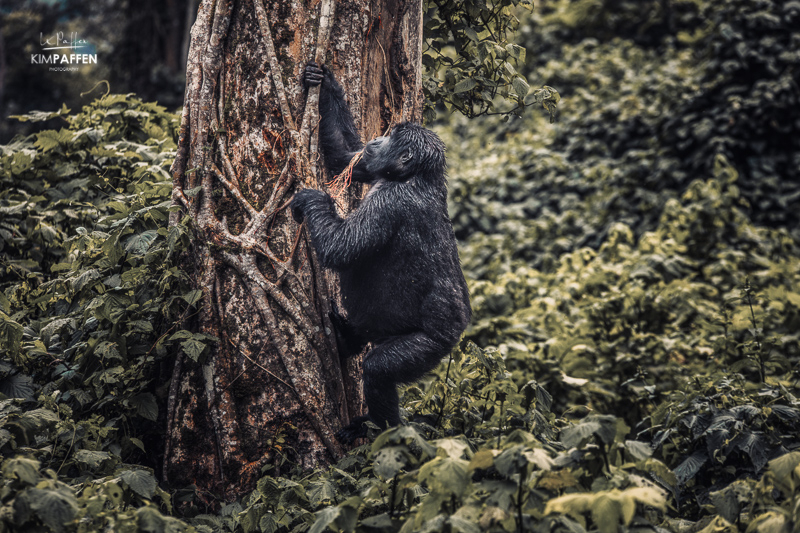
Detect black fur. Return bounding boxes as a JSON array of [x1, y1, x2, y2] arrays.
[[291, 63, 471, 443]]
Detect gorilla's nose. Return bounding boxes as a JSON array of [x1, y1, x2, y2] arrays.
[[365, 136, 387, 153]]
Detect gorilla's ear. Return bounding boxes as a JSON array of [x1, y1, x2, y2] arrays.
[[400, 151, 414, 164]]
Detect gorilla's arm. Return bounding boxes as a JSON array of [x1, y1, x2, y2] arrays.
[[292, 188, 395, 270], [305, 63, 364, 176]]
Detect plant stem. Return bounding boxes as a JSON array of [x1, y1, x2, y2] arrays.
[[744, 279, 765, 382], [436, 353, 454, 429], [516, 465, 527, 533], [389, 473, 398, 516]]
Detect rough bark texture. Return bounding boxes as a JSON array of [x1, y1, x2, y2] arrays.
[[167, 0, 423, 502]]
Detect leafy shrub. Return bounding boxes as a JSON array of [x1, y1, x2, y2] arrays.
[[1, 456, 189, 533], [182, 344, 671, 533], [448, 0, 800, 272], [0, 95, 200, 531]]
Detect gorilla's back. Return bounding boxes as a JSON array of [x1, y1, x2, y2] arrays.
[[339, 179, 470, 346]]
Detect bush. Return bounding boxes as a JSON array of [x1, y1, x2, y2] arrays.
[[1, 95, 197, 531]]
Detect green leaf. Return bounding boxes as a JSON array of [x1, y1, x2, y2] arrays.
[[544, 493, 592, 521], [674, 450, 708, 486], [129, 392, 159, 421], [419, 456, 469, 497], [259, 513, 280, 533], [9, 104, 70, 122], [307, 480, 338, 508], [786, 292, 800, 308], [373, 446, 409, 480], [767, 451, 800, 488], [745, 511, 789, 533], [34, 130, 70, 153], [256, 476, 281, 502], [469, 449, 495, 470], [74, 450, 113, 470], [180, 338, 207, 362], [40, 317, 75, 346], [135, 506, 169, 532], [73, 268, 101, 291], [0, 315, 24, 357], [0, 373, 34, 400], [184, 186, 202, 197], [128, 320, 154, 334], [371, 425, 437, 458], [495, 444, 553, 475], [624, 440, 653, 461], [309, 506, 342, 533], [434, 438, 470, 459], [512, 77, 530, 98], [560, 415, 617, 448], [3, 457, 41, 486], [125, 229, 159, 254], [181, 289, 203, 306], [449, 514, 481, 533], [590, 494, 620, 533], [96, 341, 123, 361], [27, 487, 79, 532], [454, 78, 478, 94], [169, 330, 194, 341], [239, 503, 268, 533], [0, 291, 10, 313], [709, 484, 741, 524], [505, 43, 525, 63], [732, 432, 768, 472], [54, 163, 79, 178], [120, 469, 157, 499]]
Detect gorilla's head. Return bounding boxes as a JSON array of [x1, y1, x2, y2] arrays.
[[357, 122, 446, 183]]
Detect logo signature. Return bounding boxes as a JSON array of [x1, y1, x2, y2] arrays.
[[32, 32, 97, 70]]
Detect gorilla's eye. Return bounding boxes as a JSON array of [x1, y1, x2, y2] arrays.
[[400, 151, 414, 164]]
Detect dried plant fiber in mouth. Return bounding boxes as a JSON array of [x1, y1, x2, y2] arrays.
[[326, 151, 362, 199]]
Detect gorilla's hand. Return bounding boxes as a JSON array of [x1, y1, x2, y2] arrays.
[[303, 62, 325, 89], [290, 188, 327, 224]]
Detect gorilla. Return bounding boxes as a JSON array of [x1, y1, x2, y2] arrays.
[[290, 63, 471, 443]]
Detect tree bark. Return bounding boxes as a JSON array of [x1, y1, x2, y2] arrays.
[[166, 0, 423, 502]]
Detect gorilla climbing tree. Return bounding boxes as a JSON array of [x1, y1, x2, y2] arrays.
[[167, 0, 545, 501], [167, 0, 424, 500]]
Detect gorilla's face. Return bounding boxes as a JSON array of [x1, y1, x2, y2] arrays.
[[355, 123, 445, 184], [357, 134, 414, 183]]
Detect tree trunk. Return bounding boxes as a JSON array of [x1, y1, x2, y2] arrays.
[[166, 0, 423, 502]]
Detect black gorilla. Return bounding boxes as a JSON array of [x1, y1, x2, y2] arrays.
[[290, 63, 471, 443]]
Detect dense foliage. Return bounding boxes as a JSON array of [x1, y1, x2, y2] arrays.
[[0, 95, 200, 531], [422, 0, 560, 121], [1, 0, 800, 531]]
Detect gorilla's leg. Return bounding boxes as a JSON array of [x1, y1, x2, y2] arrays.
[[336, 332, 447, 443]]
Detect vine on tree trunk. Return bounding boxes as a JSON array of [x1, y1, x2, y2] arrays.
[[167, 0, 351, 486]]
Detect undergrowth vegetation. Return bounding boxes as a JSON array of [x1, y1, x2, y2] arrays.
[[1, 0, 800, 531]]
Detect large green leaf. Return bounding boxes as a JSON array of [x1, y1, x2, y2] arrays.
[[120, 469, 157, 499], [26, 487, 79, 532]]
